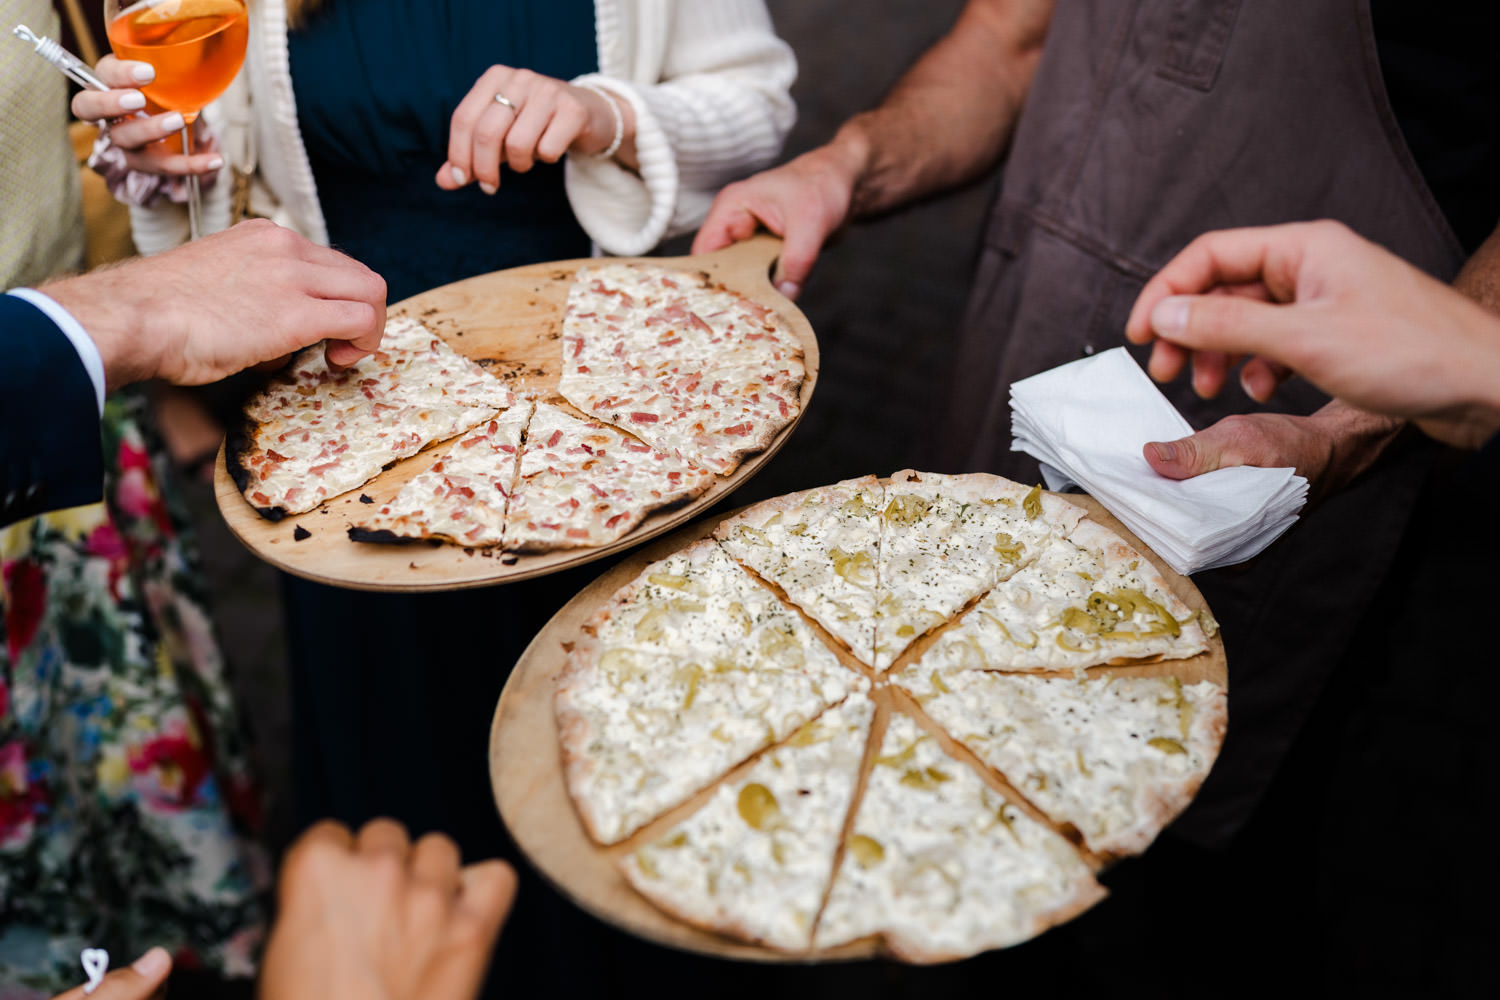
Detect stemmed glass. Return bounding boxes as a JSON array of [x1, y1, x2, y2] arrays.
[[104, 0, 249, 240]]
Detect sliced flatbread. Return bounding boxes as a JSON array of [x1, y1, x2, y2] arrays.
[[873, 471, 1086, 671], [714, 476, 884, 665], [619, 693, 874, 951], [813, 712, 1105, 961], [228, 317, 512, 519], [559, 262, 804, 475], [347, 402, 532, 547], [504, 402, 714, 552], [900, 670, 1227, 857], [557, 539, 866, 844], [915, 520, 1210, 673]]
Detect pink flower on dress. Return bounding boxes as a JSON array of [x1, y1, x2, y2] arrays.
[[116, 467, 156, 520], [128, 731, 211, 810], [0, 740, 43, 849], [86, 522, 132, 600], [3, 559, 47, 663]]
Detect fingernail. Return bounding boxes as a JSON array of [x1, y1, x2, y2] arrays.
[[1152, 297, 1191, 336], [450, 165, 467, 186], [160, 112, 185, 132], [207, 156, 224, 170], [131, 63, 155, 83], [776, 280, 800, 299], [479, 181, 497, 195], [1148, 441, 1176, 464], [132, 946, 171, 977], [119, 90, 147, 111]]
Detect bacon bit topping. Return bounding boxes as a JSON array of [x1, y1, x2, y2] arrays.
[[571, 338, 584, 358], [499, 444, 516, 453], [605, 313, 626, 323], [566, 528, 591, 539], [689, 313, 713, 335], [626, 442, 651, 453], [448, 484, 476, 499], [588, 483, 607, 498], [452, 510, 465, 520], [547, 430, 563, 448], [461, 436, 486, 448], [252, 491, 271, 504], [489, 420, 499, 433], [309, 461, 340, 475], [605, 513, 630, 529], [466, 526, 485, 540], [577, 365, 591, 374], [630, 412, 659, 423], [266, 450, 290, 463], [362, 387, 375, 399], [659, 336, 681, 346], [667, 471, 682, 482], [284, 488, 303, 502], [723, 423, 753, 437]]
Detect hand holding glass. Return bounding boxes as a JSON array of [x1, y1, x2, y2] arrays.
[[105, 0, 248, 239]]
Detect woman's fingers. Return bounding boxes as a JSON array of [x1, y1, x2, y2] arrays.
[[441, 67, 594, 194], [71, 57, 156, 123], [446, 65, 515, 188]]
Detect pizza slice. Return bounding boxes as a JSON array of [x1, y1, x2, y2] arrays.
[[714, 476, 884, 666], [503, 403, 714, 552], [872, 472, 1087, 672], [557, 540, 866, 844], [228, 317, 513, 519], [899, 670, 1226, 857], [346, 402, 533, 547], [812, 712, 1105, 961], [914, 521, 1211, 673], [619, 692, 874, 951]]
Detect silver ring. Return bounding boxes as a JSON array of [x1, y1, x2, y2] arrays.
[[494, 91, 515, 110]]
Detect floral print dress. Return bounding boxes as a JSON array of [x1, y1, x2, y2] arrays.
[[0, 394, 267, 997]]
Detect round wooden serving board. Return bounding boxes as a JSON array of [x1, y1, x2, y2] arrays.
[[213, 235, 815, 591], [489, 491, 1227, 963]]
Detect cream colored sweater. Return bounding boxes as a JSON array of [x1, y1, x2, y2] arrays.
[[129, 0, 795, 257]]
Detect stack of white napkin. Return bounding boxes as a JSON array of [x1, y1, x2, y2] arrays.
[[1009, 347, 1307, 576]]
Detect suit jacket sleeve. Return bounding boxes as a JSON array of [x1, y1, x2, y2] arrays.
[[0, 294, 105, 527]]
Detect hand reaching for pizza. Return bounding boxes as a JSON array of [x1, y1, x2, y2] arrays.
[[257, 819, 517, 1000], [40, 220, 386, 390], [48, 948, 171, 1000], [72, 56, 224, 179], [692, 142, 865, 300], [1125, 220, 1500, 450], [436, 66, 638, 196]]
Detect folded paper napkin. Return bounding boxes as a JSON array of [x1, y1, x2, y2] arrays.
[[1010, 347, 1307, 576]]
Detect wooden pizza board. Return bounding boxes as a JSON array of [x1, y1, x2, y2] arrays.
[[213, 235, 816, 591], [489, 491, 1228, 963]]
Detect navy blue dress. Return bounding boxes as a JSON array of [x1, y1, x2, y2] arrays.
[[280, 7, 618, 993]]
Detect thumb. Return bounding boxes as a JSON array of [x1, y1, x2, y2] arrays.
[[1143, 433, 1224, 481], [1150, 293, 1302, 361], [53, 947, 172, 1000]]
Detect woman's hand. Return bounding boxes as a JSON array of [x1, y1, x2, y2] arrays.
[[436, 65, 636, 196], [49, 948, 171, 1000], [72, 56, 222, 177]]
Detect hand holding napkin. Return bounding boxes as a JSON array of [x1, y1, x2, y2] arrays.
[[1010, 347, 1307, 575]]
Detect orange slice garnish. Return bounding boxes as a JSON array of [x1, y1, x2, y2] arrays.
[[134, 0, 243, 24]]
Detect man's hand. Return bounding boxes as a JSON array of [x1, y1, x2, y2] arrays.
[[41, 220, 387, 391], [691, 140, 868, 299], [1126, 220, 1500, 451], [49, 948, 171, 1000], [258, 819, 516, 1000]]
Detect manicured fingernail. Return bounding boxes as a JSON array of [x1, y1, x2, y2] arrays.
[[776, 280, 800, 299], [1148, 441, 1176, 464], [160, 112, 185, 132], [132, 946, 171, 977], [131, 63, 155, 83], [1152, 296, 1191, 336], [449, 165, 466, 185], [479, 181, 497, 195], [119, 90, 147, 111], [207, 156, 224, 170]]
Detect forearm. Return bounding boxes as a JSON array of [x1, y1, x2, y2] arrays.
[[834, 0, 1054, 218]]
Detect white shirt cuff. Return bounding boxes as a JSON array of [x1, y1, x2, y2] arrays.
[[7, 288, 107, 416]]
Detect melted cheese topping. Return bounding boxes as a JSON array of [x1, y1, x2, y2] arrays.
[[505, 403, 714, 551], [351, 402, 532, 546], [900, 671, 1224, 855], [714, 476, 884, 665], [559, 540, 866, 843], [620, 694, 874, 950], [239, 317, 513, 514], [814, 713, 1102, 956], [558, 263, 804, 475]]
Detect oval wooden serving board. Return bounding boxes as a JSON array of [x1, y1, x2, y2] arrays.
[[213, 235, 815, 591], [489, 491, 1227, 963]]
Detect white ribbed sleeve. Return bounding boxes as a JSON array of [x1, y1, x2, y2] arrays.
[[567, 0, 797, 256]]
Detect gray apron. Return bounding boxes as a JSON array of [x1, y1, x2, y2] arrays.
[[941, 0, 1466, 846]]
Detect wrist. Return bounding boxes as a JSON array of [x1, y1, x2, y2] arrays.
[[41, 269, 153, 392], [826, 118, 877, 215]]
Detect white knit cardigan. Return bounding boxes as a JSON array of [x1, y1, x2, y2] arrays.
[[129, 0, 796, 257]]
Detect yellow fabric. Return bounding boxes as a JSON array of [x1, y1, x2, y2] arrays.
[[0, 0, 86, 287]]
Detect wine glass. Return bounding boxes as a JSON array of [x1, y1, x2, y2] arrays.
[[104, 0, 249, 240]]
